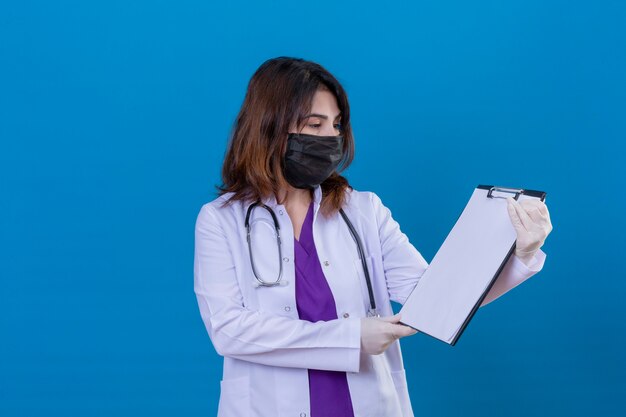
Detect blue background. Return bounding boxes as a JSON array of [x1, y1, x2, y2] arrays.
[[1, 1, 624, 416]]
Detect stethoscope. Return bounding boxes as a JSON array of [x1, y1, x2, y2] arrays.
[[245, 201, 379, 317]]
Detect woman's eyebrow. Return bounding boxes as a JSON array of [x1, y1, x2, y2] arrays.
[[304, 112, 342, 120]]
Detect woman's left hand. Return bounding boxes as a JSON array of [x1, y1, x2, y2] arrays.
[[506, 197, 553, 266]]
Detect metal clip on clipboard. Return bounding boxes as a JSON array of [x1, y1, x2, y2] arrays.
[[487, 186, 524, 200], [484, 185, 547, 203]]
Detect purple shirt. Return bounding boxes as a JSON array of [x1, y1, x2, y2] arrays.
[[294, 202, 355, 417]]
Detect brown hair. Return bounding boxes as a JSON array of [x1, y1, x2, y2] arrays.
[[217, 56, 354, 217]]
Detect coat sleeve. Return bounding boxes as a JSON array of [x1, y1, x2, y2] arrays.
[[370, 192, 546, 306], [479, 249, 546, 306], [370, 192, 429, 305], [194, 203, 362, 372]]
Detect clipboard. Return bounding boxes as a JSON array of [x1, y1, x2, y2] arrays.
[[399, 185, 547, 346]]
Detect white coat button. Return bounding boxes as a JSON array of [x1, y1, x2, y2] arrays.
[[283, 257, 289, 262], [300, 413, 307, 417], [279, 210, 284, 215], [343, 312, 350, 318], [323, 260, 329, 266], [284, 306, 291, 312]]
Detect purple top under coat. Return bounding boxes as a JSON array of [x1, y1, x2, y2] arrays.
[[294, 202, 355, 417]]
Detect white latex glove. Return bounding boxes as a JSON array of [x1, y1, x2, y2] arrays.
[[506, 197, 553, 266], [360, 313, 418, 355]]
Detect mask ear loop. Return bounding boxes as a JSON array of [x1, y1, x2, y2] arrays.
[[245, 201, 285, 287]]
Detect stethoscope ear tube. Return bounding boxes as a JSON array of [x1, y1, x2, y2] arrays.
[[339, 208, 377, 315]]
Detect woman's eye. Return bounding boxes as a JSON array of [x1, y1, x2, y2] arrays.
[[334, 123, 342, 130], [308, 124, 321, 128]]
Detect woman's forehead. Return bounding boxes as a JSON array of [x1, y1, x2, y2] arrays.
[[308, 90, 341, 118]]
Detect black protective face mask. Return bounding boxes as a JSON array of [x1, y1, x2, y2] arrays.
[[282, 133, 344, 189]]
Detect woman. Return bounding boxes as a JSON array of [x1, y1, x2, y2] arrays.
[[194, 57, 552, 417]]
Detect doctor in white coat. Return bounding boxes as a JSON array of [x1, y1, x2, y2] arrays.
[[194, 56, 553, 417]]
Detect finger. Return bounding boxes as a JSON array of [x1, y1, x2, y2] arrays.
[[506, 198, 526, 233], [521, 199, 550, 219], [526, 206, 547, 224], [511, 198, 535, 231], [404, 325, 419, 336], [539, 203, 552, 229], [378, 313, 402, 323], [519, 198, 544, 208], [520, 200, 547, 215], [392, 323, 418, 338], [544, 207, 553, 231], [523, 200, 553, 233], [390, 327, 397, 340], [520, 202, 552, 233]]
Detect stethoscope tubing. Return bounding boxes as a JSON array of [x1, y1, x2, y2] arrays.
[[245, 202, 284, 287], [338, 208, 377, 315], [245, 201, 378, 316]]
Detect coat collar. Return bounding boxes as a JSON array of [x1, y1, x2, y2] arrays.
[[260, 185, 323, 209]]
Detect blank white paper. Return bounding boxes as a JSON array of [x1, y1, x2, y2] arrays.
[[399, 188, 540, 344]]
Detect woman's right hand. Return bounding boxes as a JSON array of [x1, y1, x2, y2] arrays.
[[360, 313, 418, 355]]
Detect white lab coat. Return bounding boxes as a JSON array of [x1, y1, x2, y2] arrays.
[[194, 185, 546, 417]]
